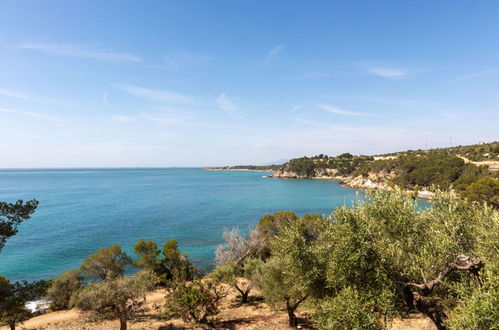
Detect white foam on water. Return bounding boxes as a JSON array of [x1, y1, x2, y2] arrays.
[[25, 299, 51, 312]]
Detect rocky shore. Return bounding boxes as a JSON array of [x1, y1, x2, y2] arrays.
[[268, 169, 434, 199]]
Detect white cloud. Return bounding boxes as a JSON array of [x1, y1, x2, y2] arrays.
[[451, 68, 499, 82], [217, 93, 236, 113], [290, 105, 300, 112], [264, 44, 285, 65], [319, 104, 366, 116], [0, 107, 62, 121], [164, 50, 211, 69], [14, 43, 140, 62], [112, 83, 196, 105], [367, 67, 407, 78]]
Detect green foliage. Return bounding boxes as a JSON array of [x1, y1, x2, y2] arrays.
[[158, 240, 199, 284], [76, 270, 158, 330], [252, 190, 497, 328], [313, 287, 382, 330], [462, 176, 499, 208], [257, 211, 299, 239], [47, 270, 83, 310], [278, 142, 499, 207], [80, 244, 133, 280], [133, 239, 199, 286], [281, 154, 373, 177], [163, 279, 226, 324], [0, 276, 48, 329], [254, 256, 308, 308], [445, 275, 499, 330], [307, 190, 498, 329], [0, 199, 38, 251], [133, 239, 160, 270], [211, 258, 262, 303], [253, 255, 309, 327]]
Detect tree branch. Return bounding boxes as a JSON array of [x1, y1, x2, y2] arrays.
[[405, 255, 483, 294]]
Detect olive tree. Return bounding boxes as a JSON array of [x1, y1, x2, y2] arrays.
[[211, 258, 262, 304], [76, 270, 158, 330], [254, 256, 308, 327], [312, 189, 498, 330], [254, 213, 327, 327]]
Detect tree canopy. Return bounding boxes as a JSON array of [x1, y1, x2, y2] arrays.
[[80, 245, 133, 280], [0, 199, 38, 251]]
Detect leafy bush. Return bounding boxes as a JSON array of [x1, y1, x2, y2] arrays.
[[462, 176, 499, 208], [163, 279, 226, 324], [47, 270, 83, 310], [133, 239, 200, 286], [313, 287, 382, 330]]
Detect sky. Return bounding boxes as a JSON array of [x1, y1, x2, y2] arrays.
[[0, 1, 498, 167]]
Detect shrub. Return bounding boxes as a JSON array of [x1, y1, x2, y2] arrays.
[[163, 279, 227, 324], [313, 287, 382, 330], [47, 270, 83, 310]]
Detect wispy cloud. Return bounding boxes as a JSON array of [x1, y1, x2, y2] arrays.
[[290, 105, 301, 112], [0, 88, 68, 105], [319, 104, 366, 116], [451, 68, 499, 82], [112, 83, 196, 105], [109, 113, 193, 125], [264, 44, 285, 65], [0, 107, 62, 121], [290, 73, 332, 80], [367, 67, 407, 79], [14, 43, 140, 62], [164, 50, 211, 69], [217, 93, 236, 113], [102, 93, 109, 106], [0, 88, 32, 100]]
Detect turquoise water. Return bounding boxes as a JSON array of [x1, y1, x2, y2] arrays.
[[0, 168, 362, 282]]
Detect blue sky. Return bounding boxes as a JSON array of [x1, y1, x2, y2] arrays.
[[0, 1, 498, 167]]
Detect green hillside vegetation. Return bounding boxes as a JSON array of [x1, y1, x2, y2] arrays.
[[276, 142, 499, 208], [380, 141, 499, 161], [283, 153, 374, 177]]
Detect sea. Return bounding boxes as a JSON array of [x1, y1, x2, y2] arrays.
[[0, 168, 364, 282]]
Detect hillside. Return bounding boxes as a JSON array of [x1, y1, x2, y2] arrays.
[[269, 142, 499, 206]]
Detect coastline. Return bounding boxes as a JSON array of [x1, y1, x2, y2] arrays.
[[267, 171, 434, 199], [203, 167, 273, 172]]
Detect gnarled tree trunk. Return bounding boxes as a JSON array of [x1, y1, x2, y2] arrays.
[[401, 255, 483, 330], [285, 296, 307, 328]]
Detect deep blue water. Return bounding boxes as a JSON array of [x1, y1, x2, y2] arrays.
[[0, 168, 363, 282]]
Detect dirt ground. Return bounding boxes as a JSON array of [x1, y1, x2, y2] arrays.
[[1, 285, 436, 330]]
